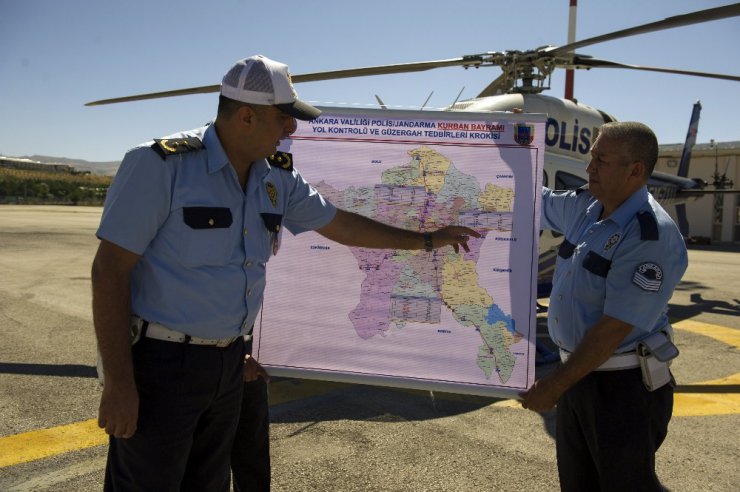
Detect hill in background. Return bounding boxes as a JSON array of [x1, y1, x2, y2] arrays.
[[21, 155, 120, 176]]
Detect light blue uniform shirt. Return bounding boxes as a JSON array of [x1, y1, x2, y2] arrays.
[[97, 123, 336, 339], [541, 186, 688, 353]]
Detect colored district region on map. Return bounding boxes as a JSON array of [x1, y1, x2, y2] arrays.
[[315, 146, 522, 383]]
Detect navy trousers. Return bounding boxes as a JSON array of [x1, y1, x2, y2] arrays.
[[556, 367, 674, 492], [231, 377, 271, 491], [104, 336, 246, 492], [231, 339, 271, 492]]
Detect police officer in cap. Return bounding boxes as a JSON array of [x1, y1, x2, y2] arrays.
[[519, 121, 687, 491], [92, 54, 479, 491]]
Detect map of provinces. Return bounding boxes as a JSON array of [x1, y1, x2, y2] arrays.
[[314, 145, 522, 383]]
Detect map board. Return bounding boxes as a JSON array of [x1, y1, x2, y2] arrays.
[[253, 108, 545, 399]]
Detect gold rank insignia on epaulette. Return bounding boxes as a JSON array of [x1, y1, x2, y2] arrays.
[[267, 151, 293, 171], [151, 137, 204, 160]]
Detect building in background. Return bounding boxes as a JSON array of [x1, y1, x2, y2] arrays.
[[0, 156, 76, 174], [656, 141, 739, 244]]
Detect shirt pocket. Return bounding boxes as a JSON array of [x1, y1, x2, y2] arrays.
[[178, 206, 235, 266], [256, 212, 284, 261]]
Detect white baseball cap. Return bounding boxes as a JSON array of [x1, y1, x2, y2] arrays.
[[220, 55, 321, 121]]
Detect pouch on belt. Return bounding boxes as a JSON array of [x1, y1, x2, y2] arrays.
[[637, 330, 679, 391]]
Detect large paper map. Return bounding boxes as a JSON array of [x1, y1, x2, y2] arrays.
[[253, 108, 545, 398]]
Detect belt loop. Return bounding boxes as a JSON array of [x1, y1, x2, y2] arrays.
[[183, 334, 191, 344], [140, 320, 149, 339]]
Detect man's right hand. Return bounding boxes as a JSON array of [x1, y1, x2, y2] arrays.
[[98, 380, 139, 438]]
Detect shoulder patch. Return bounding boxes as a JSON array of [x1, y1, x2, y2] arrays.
[[633, 262, 663, 292], [637, 210, 659, 241], [151, 137, 204, 160], [267, 151, 294, 171]]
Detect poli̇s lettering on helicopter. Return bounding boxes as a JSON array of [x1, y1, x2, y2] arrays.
[[86, 3, 740, 297], [443, 92, 708, 296]]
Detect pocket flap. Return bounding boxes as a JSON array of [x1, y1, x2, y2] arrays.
[[183, 207, 233, 229], [260, 213, 283, 233], [582, 251, 612, 278]]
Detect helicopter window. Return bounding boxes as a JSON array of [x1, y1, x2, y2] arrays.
[[555, 171, 587, 191], [542, 170, 548, 188]]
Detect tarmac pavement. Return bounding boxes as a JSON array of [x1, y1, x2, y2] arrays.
[[0, 205, 738, 491]]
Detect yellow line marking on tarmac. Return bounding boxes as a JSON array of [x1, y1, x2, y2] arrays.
[[672, 318, 740, 349], [672, 319, 739, 417], [491, 399, 523, 409], [674, 373, 740, 417], [0, 379, 351, 470], [2, 319, 736, 469], [0, 418, 106, 468]]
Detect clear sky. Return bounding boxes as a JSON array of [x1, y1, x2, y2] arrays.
[[1, 0, 738, 163]]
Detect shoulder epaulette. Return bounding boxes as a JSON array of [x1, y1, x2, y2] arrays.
[[151, 137, 204, 160], [267, 151, 293, 171], [636, 210, 659, 240]]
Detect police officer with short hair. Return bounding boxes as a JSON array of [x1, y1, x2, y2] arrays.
[[520, 121, 688, 491], [92, 54, 479, 491]]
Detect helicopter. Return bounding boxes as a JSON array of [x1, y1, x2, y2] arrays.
[[86, 2, 740, 297]]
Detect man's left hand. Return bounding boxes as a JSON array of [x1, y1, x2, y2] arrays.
[[519, 378, 560, 413]]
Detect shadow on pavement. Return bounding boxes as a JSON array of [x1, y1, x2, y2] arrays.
[[0, 362, 97, 378], [669, 293, 740, 321]]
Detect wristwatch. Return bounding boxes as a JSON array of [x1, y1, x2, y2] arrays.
[[423, 232, 433, 252]]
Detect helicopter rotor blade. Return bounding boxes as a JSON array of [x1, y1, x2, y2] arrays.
[[85, 85, 221, 106], [549, 3, 740, 56], [570, 56, 740, 82], [85, 57, 484, 106], [291, 57, 483, 83]]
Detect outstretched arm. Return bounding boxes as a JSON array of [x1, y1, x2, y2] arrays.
[[316, 209, 480, 253]]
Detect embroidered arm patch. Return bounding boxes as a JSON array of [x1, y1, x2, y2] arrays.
[[633, 262, 663, 292]]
